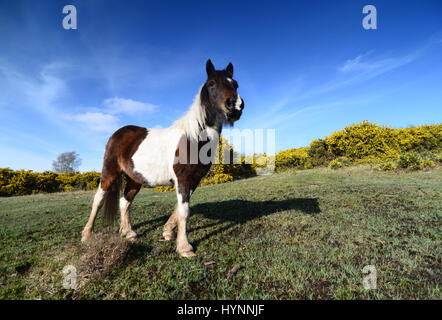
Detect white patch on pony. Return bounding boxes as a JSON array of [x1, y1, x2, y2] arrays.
[[132, 125, 219, 186], [226, 77, 233, 83], [119, 197, 130, 212], [178, 202, 189, 217], [132, 128, 182, 187], [119, 197, 130, 231], [82, 184, 106, 241], [131, 86, 221, 187], [234, 94, 242, 110], [176, 193, 189, 215], [91, 185, 106, 213]]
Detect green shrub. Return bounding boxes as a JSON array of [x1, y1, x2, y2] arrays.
[[336, 156, 351, 166], [378, 160, 397, 171], [421, 159, 436, 169], [245, 153, 276, 174], [398, 152, 422, 170], [328, 159, 343, 169], [373, 153, 436, 172], [328, 157, 351, 170], [308, 139, 331, 166]]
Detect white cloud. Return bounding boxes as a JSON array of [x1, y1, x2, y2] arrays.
[[339, 54, 367, 72], [244, 49, 423, 130], [338, 51, 417, 75], [0, 60, 65, 119], [63, 97, 158, 132], [103, 97, 158, 115], [64, 112, 119, 132], [0, 61, 157, 135]]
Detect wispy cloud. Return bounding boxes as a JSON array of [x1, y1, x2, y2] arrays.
[[0, 60, 65, 119], [339, 52, 372, 72], [63, 112, 120, 132], [103, 97, 158, 115], [338, 51, 417, 75], [64, 97, 158, 132], [241, 47, 426, 131], [0, 60, 159, 134], [259, 98, 372, 130]]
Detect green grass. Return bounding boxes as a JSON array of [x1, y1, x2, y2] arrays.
[[0, 166, 441, 299]]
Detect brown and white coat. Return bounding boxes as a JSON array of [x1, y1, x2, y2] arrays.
[[81, 60, 244, 257]]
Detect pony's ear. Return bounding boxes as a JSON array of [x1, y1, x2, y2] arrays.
[[206, 59, 215, 76], [226, 62, 234, 76]]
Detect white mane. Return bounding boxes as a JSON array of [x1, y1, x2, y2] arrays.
[[171, 86, 207, 141]]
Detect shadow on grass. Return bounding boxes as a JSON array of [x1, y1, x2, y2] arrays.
[[192, 198, 320, 221], [133, 215, 169, 238], [133, 198, 320, 252], [189, 198, 320, 250]]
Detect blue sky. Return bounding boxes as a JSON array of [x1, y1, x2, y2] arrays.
[[0, 0, 441, 172]]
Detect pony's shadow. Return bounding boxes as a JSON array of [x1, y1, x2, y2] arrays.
[[133, 215, 169, 238], [133, 198, 320, 250], [190, 198, 320, 249]]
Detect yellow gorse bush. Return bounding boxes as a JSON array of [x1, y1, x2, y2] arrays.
[[275, 122, 441, 170], [375, 152, 437, 171], [275, 147, 311, 170], [325, 121, 441, 159], [2, 122, 440, 196], [0, 168, 101, 197], [207, 135, 255, 181], [328, 159, 343, 169]]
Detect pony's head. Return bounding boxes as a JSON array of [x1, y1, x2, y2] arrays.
[[201, 59, 244, 125]]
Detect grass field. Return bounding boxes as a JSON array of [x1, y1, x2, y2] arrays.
[[0, 166, 441, 299]]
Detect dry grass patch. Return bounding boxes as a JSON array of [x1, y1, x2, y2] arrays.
[[78, 231, 131, 279], [22, 231, 131, 299]]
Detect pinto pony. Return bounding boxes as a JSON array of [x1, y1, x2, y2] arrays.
[[81, 59, 244, 257]]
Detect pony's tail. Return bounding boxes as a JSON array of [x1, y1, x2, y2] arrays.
[[102, 175, 121, 227]]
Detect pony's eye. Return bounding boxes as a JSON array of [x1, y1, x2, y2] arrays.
[[207, 80, 216, 88], [233, 80, 238, 89]]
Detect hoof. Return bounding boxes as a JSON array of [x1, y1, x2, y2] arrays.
[[81, 230, 92, 243], [162, 230, 175, 241], [121, 229, 137, 240], [177, 243, 195, 257], [179, 251, 196, 258]]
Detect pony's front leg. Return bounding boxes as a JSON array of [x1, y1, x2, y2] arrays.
[[175, 191, 195, 257]]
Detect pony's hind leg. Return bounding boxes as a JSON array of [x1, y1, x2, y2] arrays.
[[81, 158, 121, 242], [119, 177, 141, 240], [162, 205, 178, 240], [81, 184, 106, 242]]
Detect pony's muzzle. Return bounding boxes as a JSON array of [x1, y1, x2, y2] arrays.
[[226, 97, 244, 121]]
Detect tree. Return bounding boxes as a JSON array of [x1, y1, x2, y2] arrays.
[[52, 151, 82, 173]]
